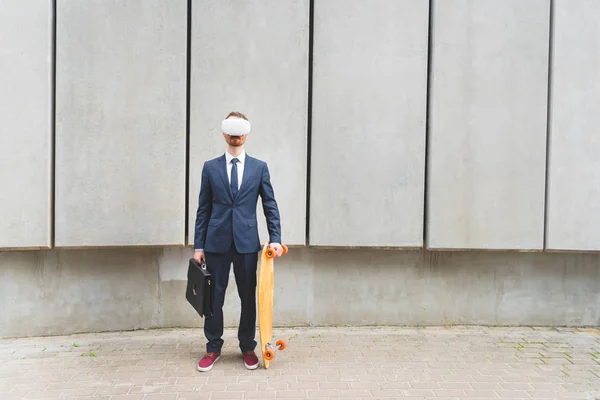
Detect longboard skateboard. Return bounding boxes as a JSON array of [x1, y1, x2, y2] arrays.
[[257, 241, 288, 369]]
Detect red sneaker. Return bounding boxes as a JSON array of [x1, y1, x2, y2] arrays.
[[242, 351, 259, 370], [197, 352, 221, 372]]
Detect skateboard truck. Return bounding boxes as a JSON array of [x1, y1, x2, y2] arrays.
[[263, 339, 287, 361], [264, 244, 288, 259]]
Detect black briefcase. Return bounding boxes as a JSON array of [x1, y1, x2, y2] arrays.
[[186, 258, 214, 318]]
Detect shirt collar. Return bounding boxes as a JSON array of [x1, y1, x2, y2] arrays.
[[225, 149, 246, 164]]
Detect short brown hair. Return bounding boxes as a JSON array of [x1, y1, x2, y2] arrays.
[[225, 111, 248, 120]]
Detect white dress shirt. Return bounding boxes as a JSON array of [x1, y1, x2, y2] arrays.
[[225, 150, 245, 188]]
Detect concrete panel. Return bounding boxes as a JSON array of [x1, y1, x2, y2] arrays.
[[309, 0, 429, 247], [427, 0, 550, 250], [55, 0, 187, 247], [0, 249, 161, 338], [188, 0, 310, 247], [0, 0, 52, 249], [546, 1, 600, 251], [311, 249, 600, 327]]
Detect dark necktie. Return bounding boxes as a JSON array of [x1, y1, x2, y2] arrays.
[[231, 158, 239, 197]]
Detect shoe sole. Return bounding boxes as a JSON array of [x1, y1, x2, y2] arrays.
[[197, 355, 220, 372], [244, 361, 259, 370]]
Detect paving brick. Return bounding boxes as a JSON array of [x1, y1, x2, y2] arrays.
[[501, 382, 533, 390], [24, 390, 64, 399], [13, 382, 49, 391], [528, 390, 570, 398], [471, 382, 502, 390], [318, 382, 349, 390], [132, 371, 165, 379], [442, 374, 474, 382], [375, 381, 408, 390], [3, 391, 31, 400], [472, 374, 504, 382], [463, 389, 500, 397], [257, 383, 290, 391], [339, 389, 371, 397], [402, 389, 435, 397], [530, 382, 567, 391], [244, 390, 276, 398], [211, 391, 243, 399], [371, 389, 405, 398], [433, 389, 467, 397], [129, 385, 164, 394], [94, 387, 132, 396], [141, 395, 179, 400], [307, 389, 340, 397], [440, 381, 471, 390], [70, 373, 105, 381], [60, 388, 98, 397], [496, 390, 534, 398], [161, 384, 197, 392], [275, 390, 308, 398], [349, 382, 380, 390]]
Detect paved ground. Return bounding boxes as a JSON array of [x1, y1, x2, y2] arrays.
[[0, 326, 599, 399]]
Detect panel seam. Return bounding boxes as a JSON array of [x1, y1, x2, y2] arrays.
[[305, 0, 315, 247], [423, 0, 434, 249], [543, 0, 554, 251], [184, 0, 192, 246], [50, 0, 57, 249]]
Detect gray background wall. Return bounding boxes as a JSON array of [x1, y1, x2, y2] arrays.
[[1, 0, 599, 338]]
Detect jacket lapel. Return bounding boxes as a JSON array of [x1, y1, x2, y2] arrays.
[[217, 155, 233, 201], [238, 153, 254, 196], [237, 155, 256, 196]]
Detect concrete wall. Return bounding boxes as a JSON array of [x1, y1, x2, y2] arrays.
[[54, 0, 187, 247], [2, 247, 599, 338], [0, 0, 52, 249], [2, 0, 600, 338], [427, 0, 550, 250], [546, 0, 600, 251]]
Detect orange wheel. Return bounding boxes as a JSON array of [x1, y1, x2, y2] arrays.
[[282, 245, 288, 255], [276, 339, 287, 351], [264, 349, 275, 360], [265, 248, 275, 259]]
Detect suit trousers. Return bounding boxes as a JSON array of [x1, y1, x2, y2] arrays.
[[204, 242, 258, 353]]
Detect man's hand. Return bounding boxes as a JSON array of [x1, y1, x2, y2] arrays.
[[194, 250, 206, 263], [269, 243, 284, 257]]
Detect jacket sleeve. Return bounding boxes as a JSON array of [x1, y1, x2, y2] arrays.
[[259, 162, 282, 244], [194, 162, 212, 250]]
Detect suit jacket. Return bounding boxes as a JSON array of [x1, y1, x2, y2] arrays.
[[194, 153, 281, 253]]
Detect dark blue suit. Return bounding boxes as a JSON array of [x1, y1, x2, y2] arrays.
[[194, 152, 281, 353]]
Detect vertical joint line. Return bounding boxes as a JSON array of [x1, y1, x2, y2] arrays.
[[185, 0, 192, 245], [543, 0, 554, 251], [51, 0, 57, 249], [423, 0, 434, 249], [305, 0, 315, 247]]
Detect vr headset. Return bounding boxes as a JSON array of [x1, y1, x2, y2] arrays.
[[221, 118, 251, 136]]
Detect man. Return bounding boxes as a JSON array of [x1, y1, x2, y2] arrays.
[[193, 111, 283, 372]]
